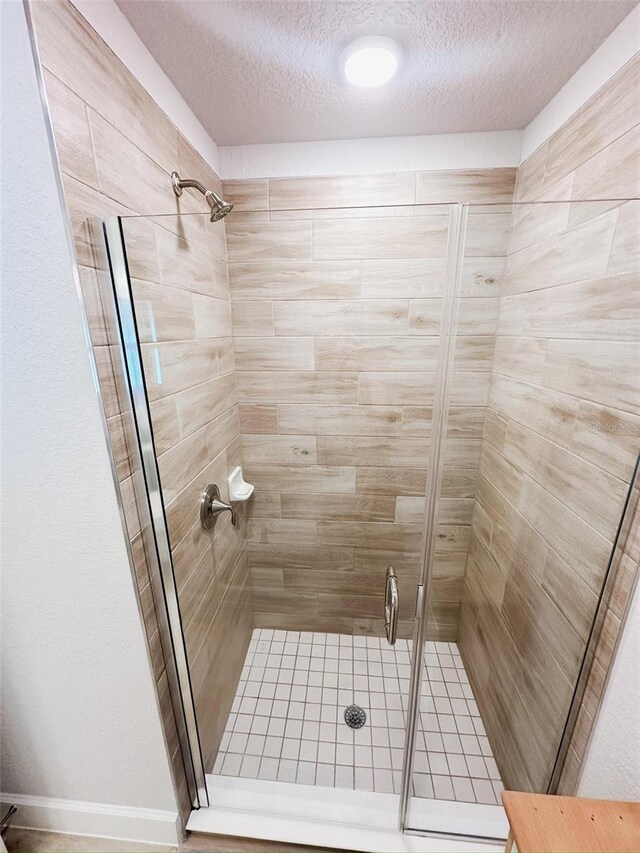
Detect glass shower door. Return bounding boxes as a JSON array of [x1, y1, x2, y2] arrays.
[[100, 192, 637, 844], [99, 209, 249, 809], [218, 198, 458, 799], [102, 198, 467, 815], [400, 201, 510, 840], [402, 198, 639, 839]]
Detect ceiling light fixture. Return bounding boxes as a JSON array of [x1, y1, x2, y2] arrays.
[[341, 36, 402, 88]]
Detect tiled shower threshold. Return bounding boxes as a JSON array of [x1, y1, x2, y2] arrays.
[[187, 630, 508, 849]]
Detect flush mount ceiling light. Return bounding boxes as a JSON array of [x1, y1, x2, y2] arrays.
[[341, 36, 402, 88]]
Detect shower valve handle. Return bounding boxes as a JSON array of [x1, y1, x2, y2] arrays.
[[200, 483, 237, 530]]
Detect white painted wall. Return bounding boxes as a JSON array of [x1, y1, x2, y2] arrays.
[[521, 5, 640, 160], [218, 130, 523, 180], [70, 0, 220, 173], [0, 2, 178, 842], [578, 581, 640, 801]]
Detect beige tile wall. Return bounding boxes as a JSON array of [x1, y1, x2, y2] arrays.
[[32, 0, 252, 790], [222, 170, 515, 639], [458, 54, 640, 793]]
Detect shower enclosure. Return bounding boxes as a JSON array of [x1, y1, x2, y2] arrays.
[[97, 192, 639, 843]]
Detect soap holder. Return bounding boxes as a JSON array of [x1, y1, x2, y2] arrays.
[[228, 466, 254, 502]]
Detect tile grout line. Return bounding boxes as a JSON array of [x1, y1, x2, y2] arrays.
[[216, 629, 503, 804]]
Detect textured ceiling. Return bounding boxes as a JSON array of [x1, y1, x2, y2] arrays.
[[116, 0, 635, 146]]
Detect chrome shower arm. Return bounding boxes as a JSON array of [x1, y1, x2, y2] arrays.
[[171, 174, 209, 197], [170, 170, 234, 221]]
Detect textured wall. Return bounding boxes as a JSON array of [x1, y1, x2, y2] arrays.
[[222, 169, 515, 640], [458, 54, 640, 793], [1, 0, 176, 824], [31, 0, 252, 786]]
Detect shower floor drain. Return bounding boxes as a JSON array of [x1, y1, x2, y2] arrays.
[[344, 704, 366, 729]]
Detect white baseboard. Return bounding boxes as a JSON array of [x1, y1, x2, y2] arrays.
[[0, 793, 179, 846]]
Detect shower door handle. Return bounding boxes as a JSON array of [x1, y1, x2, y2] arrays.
[[384, 565, 399, 646]]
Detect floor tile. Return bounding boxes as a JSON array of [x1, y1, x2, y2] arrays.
[[211, 629, 503, 803]]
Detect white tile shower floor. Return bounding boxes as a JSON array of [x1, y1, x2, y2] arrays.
[[212, 629, 504, 805]]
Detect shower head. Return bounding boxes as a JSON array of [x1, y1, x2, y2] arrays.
[[171, 171, 234, 222], [204, 190, 234, 222]]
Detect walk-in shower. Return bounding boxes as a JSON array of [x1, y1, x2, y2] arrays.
[[96, 190, 639, 847], [24, 0, 638, 845]]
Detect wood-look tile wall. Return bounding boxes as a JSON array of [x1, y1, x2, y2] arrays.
[[222, 169, 515, 639], [458, 54, 640, 794], [31, 0, 253, 793]]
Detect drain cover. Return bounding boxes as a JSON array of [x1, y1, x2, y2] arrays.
[[344, 704, 367, 729]]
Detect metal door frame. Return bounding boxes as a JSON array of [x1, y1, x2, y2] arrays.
[[398, 203, 470, 834], [99, 217, 209, 808]]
